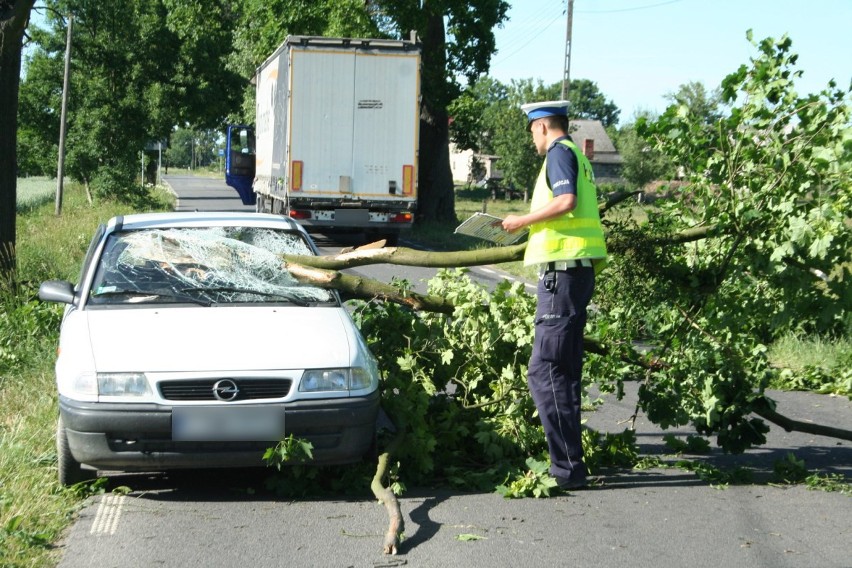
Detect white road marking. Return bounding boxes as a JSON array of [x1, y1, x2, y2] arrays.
[[90, 494, 125, 536]]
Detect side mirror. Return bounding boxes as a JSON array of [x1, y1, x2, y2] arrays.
[[38, 280, 76, 305]]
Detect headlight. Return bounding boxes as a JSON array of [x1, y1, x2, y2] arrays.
[[300, 369, 349, 392], [97, 373, 151, 396]]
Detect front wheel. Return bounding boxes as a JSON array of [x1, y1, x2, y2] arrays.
[[57, 417, 95, 486]]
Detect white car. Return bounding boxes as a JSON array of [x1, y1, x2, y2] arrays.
[[39, 212, 380, 485]]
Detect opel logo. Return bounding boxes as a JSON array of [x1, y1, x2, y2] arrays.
[[212, 379, 239, 401]]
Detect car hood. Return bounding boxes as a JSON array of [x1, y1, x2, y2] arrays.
[[82, 306, 353, 372]]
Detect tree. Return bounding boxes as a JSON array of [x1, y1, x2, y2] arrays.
[[18, 0, 243, 197], [0, 0, 36, 279], [165, 128, 220, 170], [664, 80, 723, 124], [565, 78, 621, 127], [613, 111, 674, 188], [448, 75, 507, 156]]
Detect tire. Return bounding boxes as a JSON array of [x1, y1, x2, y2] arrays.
[[57, 417, 95, 486]]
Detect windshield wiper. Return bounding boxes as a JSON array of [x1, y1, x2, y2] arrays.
[[180, 286, 313, 306], [91, 289, 211, 306]]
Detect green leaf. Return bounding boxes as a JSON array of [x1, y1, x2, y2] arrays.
[[456, 533, 487, 541]]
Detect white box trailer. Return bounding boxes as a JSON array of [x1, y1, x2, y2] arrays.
[[233, 35, 420, 243]]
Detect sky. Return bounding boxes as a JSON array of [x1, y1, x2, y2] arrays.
[[488, 0, 852, 124]]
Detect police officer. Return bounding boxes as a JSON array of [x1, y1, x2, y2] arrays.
[[503, 101, 607, 490]]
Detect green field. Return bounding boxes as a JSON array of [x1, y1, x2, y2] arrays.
[[16, 177, 59, 211]]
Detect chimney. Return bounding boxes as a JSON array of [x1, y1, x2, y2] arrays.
[[583, 139, 595, 160]]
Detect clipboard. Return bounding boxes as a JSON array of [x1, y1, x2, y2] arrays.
[[454, 213, 528, 245]]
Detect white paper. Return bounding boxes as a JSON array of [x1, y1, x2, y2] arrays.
[[454, 213, 528, 245]]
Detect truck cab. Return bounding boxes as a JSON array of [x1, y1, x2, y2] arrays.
[[225, 125, 256, 206]]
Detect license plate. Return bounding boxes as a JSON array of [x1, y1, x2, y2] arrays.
[[172, 406, 285, 441], [334, 208, 370, 224]]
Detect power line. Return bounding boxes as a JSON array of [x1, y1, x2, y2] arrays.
[[492, 11, 565, 67], [494, 5, 564, 54], [576, 0, 686, 14]]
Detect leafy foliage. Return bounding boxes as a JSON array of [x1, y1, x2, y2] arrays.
[[591, 32, 851, 454], [663, 434, 711, 455], [18, 0, 244, 196], [663, 81, 723, 125], [496, 457, 558, 499], [770, 364, 852, 397], [611, 115, 675, 188], [350, 270, 542, 486]]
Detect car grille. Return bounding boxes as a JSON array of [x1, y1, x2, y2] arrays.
[[159, 378, 293, 401]]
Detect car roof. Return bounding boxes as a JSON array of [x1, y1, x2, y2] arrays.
[[105, 212, 305, 233]]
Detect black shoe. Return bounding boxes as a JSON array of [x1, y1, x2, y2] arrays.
[[555, 476, 589, 490]]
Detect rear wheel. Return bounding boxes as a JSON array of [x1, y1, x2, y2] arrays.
[[57, 417, 95, 486]]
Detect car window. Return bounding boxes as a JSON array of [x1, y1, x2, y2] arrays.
[[87, 227, 336, 306]]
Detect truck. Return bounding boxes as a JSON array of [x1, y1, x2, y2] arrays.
[[226, 34, 421, 244]]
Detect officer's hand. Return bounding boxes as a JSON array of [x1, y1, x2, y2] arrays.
[[502, 215, 525, 233]]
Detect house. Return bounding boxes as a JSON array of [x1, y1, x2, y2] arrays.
[[448, 118, 622, 186], [449, 144, 502, 185], [567, 119, 623, 182]]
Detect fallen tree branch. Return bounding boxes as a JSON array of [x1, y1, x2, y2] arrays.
[[752, 397, 852, 442], [284, 224, 723, 273], [599, 190, 644, 215], [284, 261, 454, 313], [284, 242, 527, 270], [371, 417, 406, 555]]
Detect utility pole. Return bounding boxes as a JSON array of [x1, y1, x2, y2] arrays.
[[55, 13, 73, 215], [561, 0, 574, 100]]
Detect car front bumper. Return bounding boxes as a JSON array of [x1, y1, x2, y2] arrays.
[[59, 392, 379, 471]]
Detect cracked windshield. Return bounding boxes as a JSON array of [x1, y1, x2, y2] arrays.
[[89, 227, 334, 305]]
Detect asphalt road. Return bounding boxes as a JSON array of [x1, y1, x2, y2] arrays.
[[54, 175, 851, 568], [57, 386, 851, 568]]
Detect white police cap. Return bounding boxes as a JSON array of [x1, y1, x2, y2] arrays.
[[521, 100, 570, 122]]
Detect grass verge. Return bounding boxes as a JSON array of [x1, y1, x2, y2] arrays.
[[0, 182, 172, 567]]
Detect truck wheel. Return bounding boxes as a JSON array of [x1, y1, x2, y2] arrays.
[[57, 417, 95, 486]]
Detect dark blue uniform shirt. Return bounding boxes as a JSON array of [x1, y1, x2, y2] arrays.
[[545, 135, 578, 197]]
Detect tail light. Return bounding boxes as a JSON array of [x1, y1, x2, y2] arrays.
[[390, 212, 413, 223], [288, 209, 311, 220]]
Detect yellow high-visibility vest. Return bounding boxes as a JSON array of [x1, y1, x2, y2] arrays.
[[523, 139, 608, 270]]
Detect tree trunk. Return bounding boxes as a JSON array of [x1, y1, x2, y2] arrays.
[[416, 11, 455, 223], [0, 0, 36, 280]]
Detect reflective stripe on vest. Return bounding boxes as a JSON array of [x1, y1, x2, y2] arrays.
[[523, 139, 608, 268]]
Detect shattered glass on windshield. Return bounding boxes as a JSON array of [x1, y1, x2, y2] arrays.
[[89, 227, 334, 305]]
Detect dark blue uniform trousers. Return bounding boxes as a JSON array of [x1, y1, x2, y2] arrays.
[[528, 265, 595, 482]]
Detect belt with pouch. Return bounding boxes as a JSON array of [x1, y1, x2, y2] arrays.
[[540, 259, 593, 275], [546, 259, 592, 270]]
